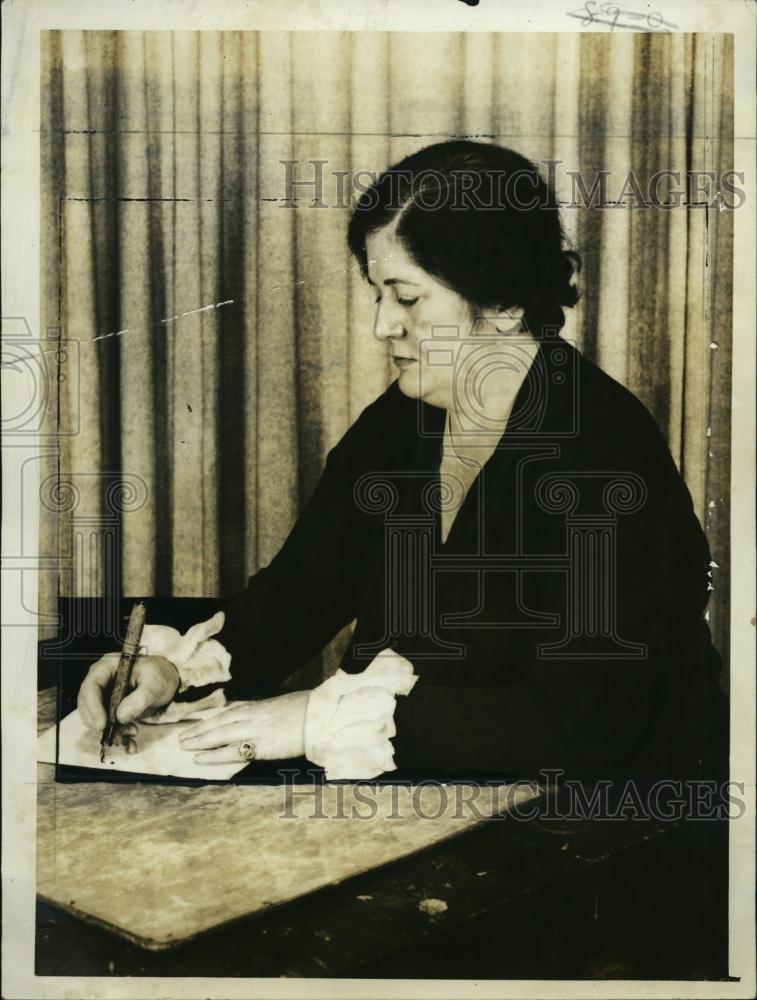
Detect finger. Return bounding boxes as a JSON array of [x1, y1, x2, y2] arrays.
[[193, 745, 251, 765], [109, 720, 134, 742], [180, 720, 253, 751], [111, 728, 126, 748], [116, 684, 158, 725], [77, 657, 120, 730], [181, 708, 238, 740], [109, 723, 139, 752], [116, 723, 138, 744]]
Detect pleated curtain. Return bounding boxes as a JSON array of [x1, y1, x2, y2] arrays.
[[39, 30, 733, 681]]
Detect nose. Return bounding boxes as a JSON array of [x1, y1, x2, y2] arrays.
[[373, 298, 405, 342]]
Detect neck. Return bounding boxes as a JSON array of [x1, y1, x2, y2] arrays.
[[444, 335, 539, 451]]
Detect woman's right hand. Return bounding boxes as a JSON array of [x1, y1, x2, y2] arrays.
[[77, 653, 180, 738]]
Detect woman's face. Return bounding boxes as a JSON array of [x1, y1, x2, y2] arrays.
[[365, 226, 480, 411]]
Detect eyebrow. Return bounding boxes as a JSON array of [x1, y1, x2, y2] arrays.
[[366, 276, 421, 288]]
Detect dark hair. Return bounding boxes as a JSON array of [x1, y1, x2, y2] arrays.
[[347, 140, 580, 337]]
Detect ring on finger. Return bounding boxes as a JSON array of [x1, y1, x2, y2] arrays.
[[238, 739, 257, 761]]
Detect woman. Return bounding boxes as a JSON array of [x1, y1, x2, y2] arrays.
[[78, 141, 728, 784]]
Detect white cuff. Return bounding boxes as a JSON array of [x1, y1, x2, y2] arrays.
[[304, 648, 418, 780], [140, 611, 231, 693]]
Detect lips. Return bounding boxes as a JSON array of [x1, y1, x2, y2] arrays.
[[392, 355, 417, 366]]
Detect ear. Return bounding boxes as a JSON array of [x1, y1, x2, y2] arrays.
[[479, 306, 524, 335]]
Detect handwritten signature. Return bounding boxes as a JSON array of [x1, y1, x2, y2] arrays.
[[566, 1, 678, 32]]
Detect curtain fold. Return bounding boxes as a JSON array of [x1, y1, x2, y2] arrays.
[[39, 30, 733, 682]]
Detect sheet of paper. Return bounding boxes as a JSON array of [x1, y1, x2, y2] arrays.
[[37, 708, 248, 781]]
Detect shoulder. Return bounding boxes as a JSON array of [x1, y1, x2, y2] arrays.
[[568, 342, 674, 466], [563, 342, 700, 532], [350, 378, 414, 431], [328, 379, 419, 471]]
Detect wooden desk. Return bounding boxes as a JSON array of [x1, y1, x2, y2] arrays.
[[36, 690, 729, 979], [37, 689, 544, 951], [35, 600, 730, 980]]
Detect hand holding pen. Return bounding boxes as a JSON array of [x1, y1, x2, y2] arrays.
[[77, 602, 180, 753]]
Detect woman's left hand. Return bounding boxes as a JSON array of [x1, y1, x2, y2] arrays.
[[179, 690, 310, 764]]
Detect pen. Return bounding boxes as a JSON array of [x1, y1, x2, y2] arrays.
[[100, 601, 147, 762]]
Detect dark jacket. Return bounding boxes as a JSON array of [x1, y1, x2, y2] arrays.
[[218, 336, 729, 782]]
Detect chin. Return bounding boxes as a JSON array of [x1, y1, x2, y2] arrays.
[[397, 383, 421, 401], [396, 369, 446, 409], [396, 368, 422, 399]]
